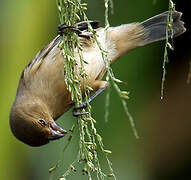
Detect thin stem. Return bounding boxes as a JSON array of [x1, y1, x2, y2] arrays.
[[54, 1, 117, 179], [161, 0, 175, 99]]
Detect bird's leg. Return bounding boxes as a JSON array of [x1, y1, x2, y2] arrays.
[[72, 81, 109, 117]]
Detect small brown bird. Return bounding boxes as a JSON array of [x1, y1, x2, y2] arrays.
[[10, 11, 186, 146]]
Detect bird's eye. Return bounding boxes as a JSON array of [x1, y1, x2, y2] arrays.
[[39, 119, 47, 126]]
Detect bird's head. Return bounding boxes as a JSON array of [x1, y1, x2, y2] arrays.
[[9, 100, 67, 146]]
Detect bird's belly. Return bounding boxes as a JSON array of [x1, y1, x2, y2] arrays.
[[76, 47, 105, 82]]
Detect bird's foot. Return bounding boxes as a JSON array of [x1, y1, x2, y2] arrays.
[[58, 21, 99, 38], [58, 24, 82, 36], [72, 102, 89, 117]]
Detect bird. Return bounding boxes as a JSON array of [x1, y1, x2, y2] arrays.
[[10, 11, 186, 146]]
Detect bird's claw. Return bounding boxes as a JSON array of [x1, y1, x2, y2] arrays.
[[57, 21, 99, 38], [58, 24, 82, 36], [72, 110, 89, 117], [72, 102, 88, 117]]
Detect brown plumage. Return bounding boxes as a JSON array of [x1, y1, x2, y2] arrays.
[[10, 11, 186, 146]]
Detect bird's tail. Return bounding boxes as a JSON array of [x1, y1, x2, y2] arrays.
[[108, 11, 186, 63], [141, 11, 186, 45]]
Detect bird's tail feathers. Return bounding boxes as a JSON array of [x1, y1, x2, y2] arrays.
[[141, 11, 186, 46], [107, 11, 186, 63]]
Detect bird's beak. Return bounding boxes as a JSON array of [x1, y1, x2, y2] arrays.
[[48, 121, 67, 140]]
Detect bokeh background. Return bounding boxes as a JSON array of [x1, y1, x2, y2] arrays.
[[0, 0, 190, 180]]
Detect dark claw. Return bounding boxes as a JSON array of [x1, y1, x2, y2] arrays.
[[58, 24, 82, 36], [75, 102, 88, 109], [72, 83, 108, 117], [72, 110, 89, 117], [72, 102, 88, 117], [58, 21, 99, 37], [77, 21, 99, 31]]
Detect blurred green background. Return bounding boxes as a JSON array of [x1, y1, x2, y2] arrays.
[[1, 0, 190, 180]]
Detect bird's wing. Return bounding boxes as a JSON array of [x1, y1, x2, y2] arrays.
[[21, 36, 62, 81], [20, 26, 102, 89]]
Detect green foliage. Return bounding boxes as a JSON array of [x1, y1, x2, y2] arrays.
[[50, 0, 117, 179], [52, 0, 139, 179]]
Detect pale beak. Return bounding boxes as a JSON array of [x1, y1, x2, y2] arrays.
[[48, 121, 67, 140]]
